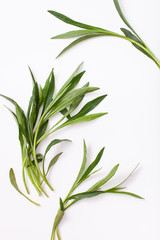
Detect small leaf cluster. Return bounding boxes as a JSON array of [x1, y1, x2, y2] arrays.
[[0, 63, 107, 205], [51, 140, 142, 240], [48, 0, 160, 68]]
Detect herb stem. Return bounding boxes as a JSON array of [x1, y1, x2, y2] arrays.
[[51, 208, 64, 240], [32, 119, 54, 192], [22, 157, 30, 194]]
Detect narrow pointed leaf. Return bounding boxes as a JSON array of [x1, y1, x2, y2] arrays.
[[66, 71, 86, 92], [54, 63, 83, 101], [15, 103, 29, 142], [44, 139, 71, 157], [56, 34, 106, 58], [46, 86, 99, 119], [46, 152, 63, 175], [71, 95, 107, 120], [56, 113, 107, 130], [113, 0, 135, 33], [116, 163, 140, 188], [42, 70, 55, 113], [67, 191, 104, 200], [37, 120, 49, 141], [41, 71, 52, 105], [1, 96, 28, 143], [43, 63, 83, 115], [9, 168, 21, 192], [88, 164, 119, 191], [121, 28, 152, 59], [59, 198, 64, 211], [29, 82, 39, 130], [67, 189, 143, 201], [75, 140, 87, 183], [28, 66, 36, 85], [79, 147, 105, 183], [0, 94, 16, 105], [9, 168, 40, 206], [106, 189, 143, 199], [4, 106, 24, 150], [48, 10, 104, 31], [51, 29, 103, 39], [27, 96, 33, 119], [59, 82, 89, 121]]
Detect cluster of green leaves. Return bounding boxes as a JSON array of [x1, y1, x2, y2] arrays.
[[48, 0, 160, 68], [51, 140, 143, 240], [0, 63, 107, 205]]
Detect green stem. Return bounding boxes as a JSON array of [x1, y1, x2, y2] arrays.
[[100, 30, 160, 68], [51, 208, 64, 240], [26, 167, 42, 196], [22, 157, 30, 194], [32, 119, 54, 191], [56, 228, 61, 240]]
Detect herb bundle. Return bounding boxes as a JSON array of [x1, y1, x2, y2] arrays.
[[0, 63, 107, 205], [48, 0, 160, 68], [51, 140, 142, 240]]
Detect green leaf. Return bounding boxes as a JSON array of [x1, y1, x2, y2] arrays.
[[51, 29, 104, 39], [28, 66, 36, 85], [67, 189, 143, 201], [43, 63, 83, 115], [37, 120, 49, 141], [115, 163, 140, 188], [9, 168, 40, 206], [56, 34, 106, 58], [48, 10, 104, 31], [0, 94, 29, 143], [113, 0, 135, 33], [121, 28, 143, 45], [79, 147, 105, 183], [106, 189, 144, 199], [59, 198, 64, 211], [9, 168, 21, 192], [66, 71, 86, 92], [61, 82, 90, 120], [4, 106, 25, 150], [71, 95, 107, 120], [15, 103, 29, 142], [121, 28, 152, 59], [55, 63, 83, 99], [42, 69, 55, 113], [56, 113, 107, 130], [88, 164, 119, 191], [29, 82, 40, 130], [41, 71, 52, 105], [46, 152, 63, 175], [27, 96, 33, 119], [67, 191, 104, 200], [46, 86, 100, 119], [0, 94, 16, 105], [74, 140, 87, 184], [44, 139, 71, 157]]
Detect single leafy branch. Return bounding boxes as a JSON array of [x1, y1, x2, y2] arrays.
[[48, 0, 160, 68], [51, 140, 143, 240]]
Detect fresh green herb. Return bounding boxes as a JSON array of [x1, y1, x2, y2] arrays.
[[51, 140, 143, 240], [0, 64, 107, 205], [48, 0, 160, 68]]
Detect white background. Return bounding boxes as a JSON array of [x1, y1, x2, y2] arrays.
[[0, 0, 160, 239]]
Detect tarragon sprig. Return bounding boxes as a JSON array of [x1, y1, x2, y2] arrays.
[[48, 0, 160, 68], [0, 63, 107, 205], [51, 140, 143, 240]]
